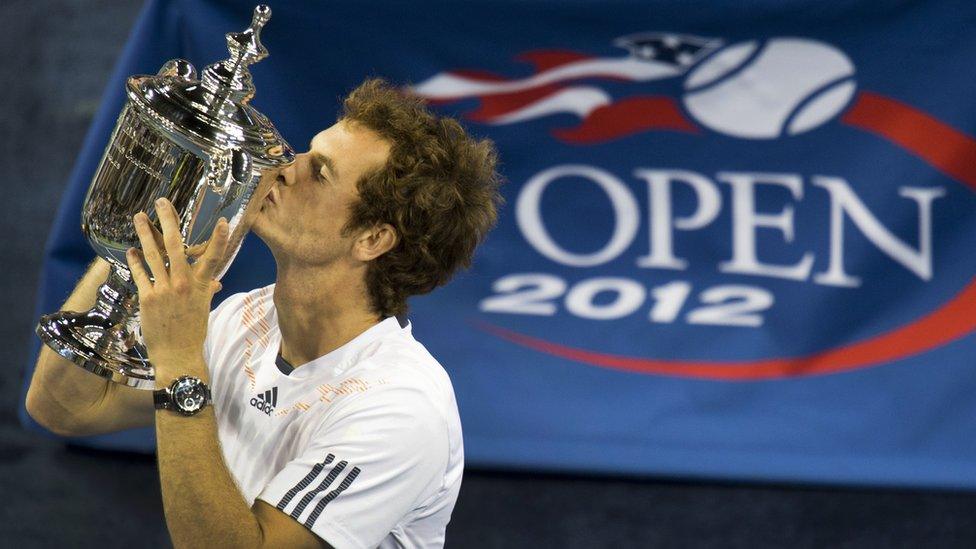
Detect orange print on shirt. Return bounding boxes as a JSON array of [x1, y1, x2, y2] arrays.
[[272, 378, 391, 417], [238, 287, 273, 390]]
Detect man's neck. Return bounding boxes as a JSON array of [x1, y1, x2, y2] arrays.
[[272, 260, 381, 368]]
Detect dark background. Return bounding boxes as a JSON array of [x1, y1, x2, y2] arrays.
[[3, 1, 976, 547]]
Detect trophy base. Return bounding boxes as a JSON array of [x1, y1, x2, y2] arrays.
[[37, 310, 155, 390]]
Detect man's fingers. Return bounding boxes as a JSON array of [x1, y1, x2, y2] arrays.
[[133, 212, 168, 285], [186, 238, 210, 260], [148, 221, 168, 256], [155, 198, 189, 277], [125, 248, 152, 295], [197, 217, 230, 280]]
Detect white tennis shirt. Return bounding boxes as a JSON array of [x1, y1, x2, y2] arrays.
[[202, 284, 464, 548]]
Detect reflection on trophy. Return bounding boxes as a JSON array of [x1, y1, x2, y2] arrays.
[[36, 5, 294, 389]]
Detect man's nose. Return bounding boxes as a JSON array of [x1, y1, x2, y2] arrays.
[[278, 158, 298, 186]]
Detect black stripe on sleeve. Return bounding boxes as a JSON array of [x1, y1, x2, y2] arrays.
[[304, 467, 361, 528], [277, 454, 334, 511], [291, 461, 348, 519]]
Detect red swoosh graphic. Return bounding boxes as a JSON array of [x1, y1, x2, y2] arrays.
[[553, 96, 700, 143], [515, 49, 595, 72], [467, 84, 565, 122], [842, 91, 976, 192]]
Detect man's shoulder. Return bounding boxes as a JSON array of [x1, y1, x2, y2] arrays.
[[357, 330, 450, 388], [334, 333, 456, 419]]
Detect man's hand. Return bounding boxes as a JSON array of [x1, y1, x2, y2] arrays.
[[126, 197, 229, 386]]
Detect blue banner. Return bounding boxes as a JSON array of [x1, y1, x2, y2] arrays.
[[23, 0, 976, 488]]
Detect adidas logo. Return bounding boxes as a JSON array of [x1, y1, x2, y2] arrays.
[[250, 386, 278, 415]]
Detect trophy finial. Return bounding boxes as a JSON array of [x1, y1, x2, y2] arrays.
[[200, 5, 275, 106], [252, 5, 271, 27], [226, 5, 271, 66]]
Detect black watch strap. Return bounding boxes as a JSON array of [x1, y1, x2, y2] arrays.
[[153, 388, 172, 410], [153, 376, 211, 415]]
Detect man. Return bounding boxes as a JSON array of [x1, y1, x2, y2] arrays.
[[26, 79, 502, 548]]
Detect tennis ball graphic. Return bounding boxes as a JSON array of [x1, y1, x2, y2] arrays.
[[682, 38, 857, 139]]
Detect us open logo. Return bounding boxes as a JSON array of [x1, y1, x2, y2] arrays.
[[413, 33, 976, 380]]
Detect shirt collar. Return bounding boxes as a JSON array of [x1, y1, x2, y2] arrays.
[[272, 315, 403, 379]]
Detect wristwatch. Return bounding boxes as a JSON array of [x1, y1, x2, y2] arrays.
[[153, 376, 212, 416]]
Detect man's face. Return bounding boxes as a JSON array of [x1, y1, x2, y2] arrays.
[[253, 119, 392, 266]]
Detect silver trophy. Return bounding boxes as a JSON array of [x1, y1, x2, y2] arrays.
[[36, 5, 294, 389]]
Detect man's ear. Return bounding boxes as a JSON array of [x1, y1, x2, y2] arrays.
[[354, 223, 398, 262]]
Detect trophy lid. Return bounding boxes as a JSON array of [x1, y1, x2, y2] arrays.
[[124, 5, 294, 167]]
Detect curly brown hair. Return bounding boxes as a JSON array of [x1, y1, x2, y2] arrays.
[[339, 78, 503, 318]]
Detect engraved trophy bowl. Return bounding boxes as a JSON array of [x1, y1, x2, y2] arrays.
[[37, 5, 293, 389]]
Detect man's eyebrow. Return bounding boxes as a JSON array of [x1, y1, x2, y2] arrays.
[[311, 151, 339, 180]]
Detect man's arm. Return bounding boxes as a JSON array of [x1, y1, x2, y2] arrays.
[[153, 354, 330, 549], [129, 200, 327, 548], [25, 257, 154, 436]]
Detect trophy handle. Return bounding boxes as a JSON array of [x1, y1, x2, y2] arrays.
[[36, 264, 154, 389], [207, 147, 252, 196], [230, 148, 253, 186], [157, 58, 197, 81]]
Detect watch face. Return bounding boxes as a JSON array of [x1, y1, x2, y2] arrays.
[[171, 377, 207, 415]]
